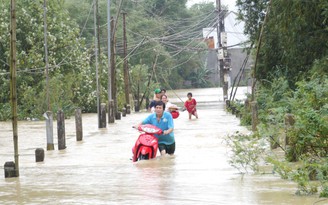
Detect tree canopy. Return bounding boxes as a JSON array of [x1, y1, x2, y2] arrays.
[[236, 0, 328, 86], [0, 0, 93, 119], [233, 0, 328, 197], [0, 0, 217, 120]]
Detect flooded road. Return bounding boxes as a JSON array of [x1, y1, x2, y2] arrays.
[[0, 87, 324, 204]]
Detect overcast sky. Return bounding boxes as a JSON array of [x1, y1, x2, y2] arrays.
[[187, 0, 247, 47], [187, 0, 237, 12]]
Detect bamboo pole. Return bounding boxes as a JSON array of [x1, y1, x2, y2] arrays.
[[9, 0, 19, 177], [250, 0, 272, 131], [251, 0, 272, 101]]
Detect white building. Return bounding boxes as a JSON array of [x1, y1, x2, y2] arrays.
[[202, 12, 248, 48], [202, 12, 252, 87]]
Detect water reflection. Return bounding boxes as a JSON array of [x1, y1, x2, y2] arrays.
[[0, 87, 324, 204]]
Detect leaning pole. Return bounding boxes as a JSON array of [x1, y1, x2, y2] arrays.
[[9, 0, 19, 177]]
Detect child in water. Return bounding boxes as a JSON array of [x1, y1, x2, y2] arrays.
[[184, 92, 198, 120]]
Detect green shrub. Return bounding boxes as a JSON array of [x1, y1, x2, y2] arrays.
[[225, 132, 266, 173], [286, 77, 328, 160]]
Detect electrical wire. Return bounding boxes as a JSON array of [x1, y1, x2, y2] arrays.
[[0, 2, 228, 78]]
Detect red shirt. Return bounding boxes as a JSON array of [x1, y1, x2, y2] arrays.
[[184, 98, 197, 113]]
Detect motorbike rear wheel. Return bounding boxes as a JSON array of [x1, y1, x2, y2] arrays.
[[138, 154, 149, 161]]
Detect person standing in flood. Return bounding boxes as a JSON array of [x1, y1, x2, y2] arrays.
[[184, 92, 198, 120]]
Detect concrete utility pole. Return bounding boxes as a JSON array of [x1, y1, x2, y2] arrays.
[[122, 11, 130, 107], [216, 0, 229, 101], [9, 0, 19, 177]]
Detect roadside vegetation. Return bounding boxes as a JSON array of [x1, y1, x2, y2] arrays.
[[2, 0, 328, 198], [0, 0, 215, 120], [226, 0, 328, 197]]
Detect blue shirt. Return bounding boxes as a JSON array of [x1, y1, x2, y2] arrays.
[[142, 111, 175, 145]]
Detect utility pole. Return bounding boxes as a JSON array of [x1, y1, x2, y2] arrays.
[[9, 0, 19, 177], [43, 0, 50, 111], [107, 0, 114, 123], [43, 0, 54, 150], [95, 0, 106, 128], [110, 17, 117, 120], [216, 0, 229, 101], [93, 0, 101, 128], [122, 11, 130, 107], [96, 0, 102, 99]]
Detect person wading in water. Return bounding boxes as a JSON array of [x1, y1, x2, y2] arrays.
[[136, 101, 175, 156]]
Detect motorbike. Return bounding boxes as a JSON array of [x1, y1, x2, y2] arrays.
[[132, 124, 162, 162]]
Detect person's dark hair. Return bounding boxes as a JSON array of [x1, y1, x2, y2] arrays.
[[155, 100, 165, 111], [161, 94, 167, 100], [161, 88, 166, 93], [187, 92, 192, 97]]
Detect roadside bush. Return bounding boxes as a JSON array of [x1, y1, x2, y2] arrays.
[[286, 76, 328, 161], [225, 132, 267, 173], [0, 103, 11, 121], [227, 64, 328, 196]]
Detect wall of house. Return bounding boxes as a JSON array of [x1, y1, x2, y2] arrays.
[[206, 48, 253, 87], [228, 48, 253, 87]]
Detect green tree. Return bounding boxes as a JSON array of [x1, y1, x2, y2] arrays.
[[0, 0, 221, 120], [0, 0, 93, 119], [236, 0, 269, 43], [65, 0, 216, 93], [190, 64, 213, 88], [236, 0, 328, 85]]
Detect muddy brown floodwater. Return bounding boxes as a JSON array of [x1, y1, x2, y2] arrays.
[[0, 87, 325, 204]]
